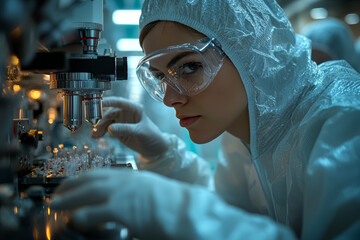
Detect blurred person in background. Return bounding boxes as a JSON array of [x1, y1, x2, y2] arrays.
[[302, 18, 360, 71]]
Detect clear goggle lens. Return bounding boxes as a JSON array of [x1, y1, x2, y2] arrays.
[[136, 38, 225, 102]]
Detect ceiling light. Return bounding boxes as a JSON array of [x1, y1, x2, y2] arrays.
[[116, 38, 142, 51], [344, 13, 359, 25], [310, 8, 328, 20], [112, 10, 141, 25]]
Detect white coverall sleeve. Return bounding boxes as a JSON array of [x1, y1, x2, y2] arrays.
[[136, 133, 213, 187], [214, 132, 269, 215], [125, 172, 297, 240], [302, 109, 360, 239], [137, 132, 269, 214]]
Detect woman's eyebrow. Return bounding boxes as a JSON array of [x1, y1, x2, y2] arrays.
[[147, 51, 196, 72], [166, 51, 196, 69]]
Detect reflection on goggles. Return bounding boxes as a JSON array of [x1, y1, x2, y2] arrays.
[[136, 37, 225, 102]]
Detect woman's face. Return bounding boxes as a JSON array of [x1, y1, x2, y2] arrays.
[[142, 21, 249, 144]]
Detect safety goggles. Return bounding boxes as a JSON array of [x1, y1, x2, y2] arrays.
[[136, 37, 225, 102]]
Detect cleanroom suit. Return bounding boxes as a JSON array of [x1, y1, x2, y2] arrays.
[[136, 0, 360, 239], [51, 0, 360, 239]]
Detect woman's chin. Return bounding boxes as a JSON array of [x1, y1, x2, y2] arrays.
[[188, 131, 222, 144]]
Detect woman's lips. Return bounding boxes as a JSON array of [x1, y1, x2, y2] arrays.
[[179, 116, 201, 127]]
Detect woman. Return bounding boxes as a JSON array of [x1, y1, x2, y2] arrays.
[[51, 0, 360, 239]]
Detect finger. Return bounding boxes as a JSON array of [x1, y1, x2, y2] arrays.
[[108, 123, 138, 137], [51, 181, 110, 211], [70, 205, 117, 229], [102, 97, 142, 112], [91, 108, 122, 138], [90, 118, 113, 138], [53, 170, 108, 195], [102, 107, 120, 119]]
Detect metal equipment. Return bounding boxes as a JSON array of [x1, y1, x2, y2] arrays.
[[0, 0, 135, 239], [22, 0, 128, 132]]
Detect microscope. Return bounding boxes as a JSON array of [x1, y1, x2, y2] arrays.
[[0, 1, 136, 239], [22, 0, 127, 132], [3, 0, 129, 178]]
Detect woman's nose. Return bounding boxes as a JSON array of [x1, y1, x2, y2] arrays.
[[163, 84, 188, 107]]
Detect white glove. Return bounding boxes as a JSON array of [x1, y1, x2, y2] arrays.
[[50, 168, 189, 239], [50, 168, 296, 240], [91, 96, 169, 157]]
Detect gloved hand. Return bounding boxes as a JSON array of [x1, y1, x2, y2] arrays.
[[50, 168, 191, 239], [91, 96, 169, 157], [50, 169, 295, 240]]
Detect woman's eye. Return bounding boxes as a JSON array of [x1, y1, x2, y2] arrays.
[[181, 62, 202, 74]]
